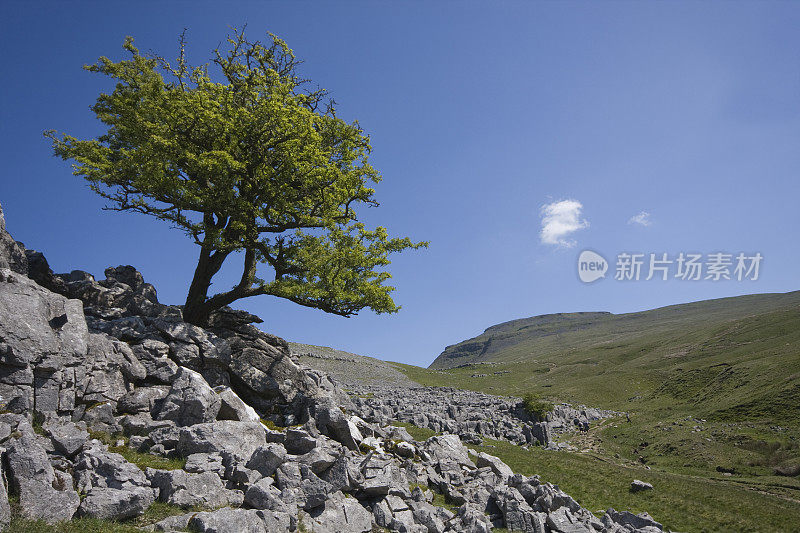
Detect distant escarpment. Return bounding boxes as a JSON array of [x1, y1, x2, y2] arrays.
[[432, 312, 612, 368]]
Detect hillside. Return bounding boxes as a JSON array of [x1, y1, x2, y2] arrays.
[[292, 291, 800, 531], [427, 291, 800, 420], [392, 291, 800, 513], [289, 341, 419, 387]]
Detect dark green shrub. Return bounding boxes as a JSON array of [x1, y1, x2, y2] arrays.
[[522, 393, 553, 422]]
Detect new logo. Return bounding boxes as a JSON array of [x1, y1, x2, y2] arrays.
[[578, 250, 608, 283]]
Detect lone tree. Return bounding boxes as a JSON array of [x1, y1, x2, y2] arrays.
[[47, 30, 426, 326]]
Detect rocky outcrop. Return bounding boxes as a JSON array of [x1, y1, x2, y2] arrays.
[[0, 200, 663, 532], [347, 383, 614, 449], [0, 204, 27, 275]]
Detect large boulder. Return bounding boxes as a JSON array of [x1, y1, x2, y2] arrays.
[[246, 443, 288, 477], [148, 468, 243, 508], [5, 433, 81, 522], [419, 434, 474, 469], [154, 367, 220, 426], [475, 452, 514, 481], [177, 420, 266, 460], [0, 269, 88, 413], [215, 385, 261, 423], [18, 477, 80, 523], [302, 490, 373, 533], [4, 434, 55, 492], [43, 419, 89, 457], [79, 486, 155, 520], [314, 398, 363, 451], [73, 441, 155, 520], [210, 323, 325, 418], [188, 507, 268, 533]]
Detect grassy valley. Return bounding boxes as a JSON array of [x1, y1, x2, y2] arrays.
[[372, 291, 800, 530]]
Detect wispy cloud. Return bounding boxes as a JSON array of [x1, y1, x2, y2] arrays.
[[540, 199, 589, 247], [628, 211, 652, 227]]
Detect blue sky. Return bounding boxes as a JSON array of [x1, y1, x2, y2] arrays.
[[2, 1, 799, 367]]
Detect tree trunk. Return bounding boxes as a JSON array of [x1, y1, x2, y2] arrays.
[[183, 247, 228, 326]]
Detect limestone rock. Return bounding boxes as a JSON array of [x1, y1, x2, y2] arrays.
[[177, 420, 266, 460], [188, 507, 267, 533], [18, 477, 80, 523], [148, 468, 243, 508], [0, 202, 27, 275], [155, 367, 220, 426], [79, 486, 155, 520], [215, 385, 261, 423], [630, 479, 654, 493]]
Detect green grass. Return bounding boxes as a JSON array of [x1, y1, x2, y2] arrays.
[[7, 501, 191, 533], [89, 431, 186, 471], [470, 436, 800, 532], [391, 421, 438, 442], [390, 295, 800, 491], [378, 293, 800, 531], [394, 418, 800, 532]]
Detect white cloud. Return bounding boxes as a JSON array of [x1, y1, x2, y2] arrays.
[[539, 199, 589, 247], [628, 211, 652, 227]]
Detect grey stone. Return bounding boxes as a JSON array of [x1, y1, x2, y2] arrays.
[[408, 500, 446, 533], [153, 511, 195, 531], [395, 441, 416, 458], [0, 464, 8, 530], [320, 455, 360, 493], [73, 441, 151, 493], [155, 367, 220, 426], [297, 466, 331, 510], [258, 509, 293, 532], [149, 424, 182, 449], [246, 443, 287, 477], [5, 434, 55, 493], [148, 468, 243, 508], [225, 462, 262, 486], [243, 477, 280, 510], [44, 419, 89, 457], [275, 462, 303, 490], [302, 491, 372, 533], [188, 507, 267, 533], [79, 486, 154, 520], [177, 420, 266, 460], [185, 453, 226, 476], [476, 452, 514, 481], [0, 270, 87, 370], [605, 508, 664, 531], [117, 386, 169, 414], [104, 265, 144, 291], [546, 507, 593, 533], [285, 428, 317, 454], [314, 397, 363, 451], [297, 447, 337, 475], [215, 386, 260, 423], [18, 477, 80, 523], [169, 341, 201, 367], [0, 202, 27, 274], [420, 434, 474, 469], [455, 504, 493, 533], [630, 479, 654, 493], [130, 340, 179, 384], [80, 402, 120, 434], [79, 334, 146, 406]]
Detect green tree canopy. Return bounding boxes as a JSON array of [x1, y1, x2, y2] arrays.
[[47, 29, 426, 326]]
